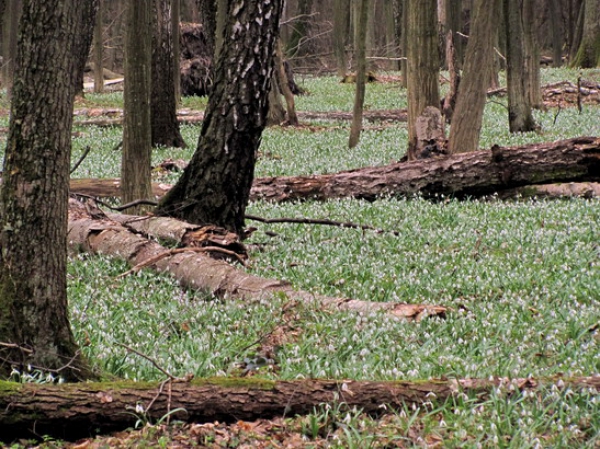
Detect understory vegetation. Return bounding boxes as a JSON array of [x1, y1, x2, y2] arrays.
[[2, 68, 599, 447]]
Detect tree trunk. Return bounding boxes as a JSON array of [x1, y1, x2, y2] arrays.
[[172, 0, 181, 105], [1, 0, 21, 99], [122, 0, 153, 214], [156, 0, 284, 235], [333, 0, 350, 76], [250, 137, 600, 202], [504, 0, 537, 132], [93, 0, 104, 93], [400, 0, 408, 87], [0, 0, 97, 381], [348, 0, 369, 149], [199, 0, 216, 55], [548, 0, 564, 67], [448, 0, 499, 154], [275, 39, 299, 126], [444, 0, 463, 68], [151, 0, 186, 148], [1, 375, 597, 441], [406, 0, 441, 160], [570, 0, 600, 68], [522, 0, 542, 108]]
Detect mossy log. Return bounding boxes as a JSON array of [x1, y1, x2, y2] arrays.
[[1, 376, 598, 441]]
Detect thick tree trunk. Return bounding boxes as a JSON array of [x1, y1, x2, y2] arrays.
[[448, 0, 499, 154], [151, 0, 186, 148], [406, 0, 441, 160], [156, 0, 283, 235], [122, 0, 153, 214], [570, 0, 600, 68], [1, 376, 597, 441], [522, 0, 542, 108], [250, 137, 600, 202], [504, 0, 537, 132], [0, 0, 97, 381]]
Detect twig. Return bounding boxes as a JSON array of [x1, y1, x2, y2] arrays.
[[113, 198, 158, 212], [577, 76, 583, 114], [117, 246, 246, 279], [553, 105, 562, 125], [245, 214, 400, 236], [70, 146, 92, 174], [0, 342, 34, 353], [116, 342, 176, 380]]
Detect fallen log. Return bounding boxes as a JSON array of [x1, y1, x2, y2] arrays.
[[1, 375, 598, 441], [250, 137, 600, 202], [67, 199, 447, 320], [69, 137, 600, 202]]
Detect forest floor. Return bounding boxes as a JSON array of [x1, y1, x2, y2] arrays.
[[3, 71, 600, 448]]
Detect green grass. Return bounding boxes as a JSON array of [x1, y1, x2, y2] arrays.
[[3, 67, 600, 446]]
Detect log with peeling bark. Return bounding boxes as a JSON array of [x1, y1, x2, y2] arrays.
[[250, 137, 600, 202], [1, 376, 598, 441], [67, 199, 447, 320]]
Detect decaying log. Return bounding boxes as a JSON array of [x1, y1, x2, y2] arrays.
[[67, 199, 447, 320], [1, 375, 598, 441], [250, 137, 600, 202]]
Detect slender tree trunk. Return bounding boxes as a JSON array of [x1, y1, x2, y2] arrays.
[[406, 0, 441, 160], [275, 39, 299, 126], [570, 0, 600, 67], [448, 0, 499, 154], [93, 0, 104, 93], [199, 0, 216, 55], [444, 0, 463, 67], [156, 0, 284, 235], [333, 0, 350, 76], [348, 0, 369, 148], [0, 0, 97, 381], [151, 0, 186, 148], [287, 0, 313, 57], [122, 0, 153, 213], [1, 0, 21, 99], [504, 0, 536, 133]]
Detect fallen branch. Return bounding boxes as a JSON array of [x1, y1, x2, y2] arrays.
[[245, 214, 400, 235], [1, 375, 598, 441]]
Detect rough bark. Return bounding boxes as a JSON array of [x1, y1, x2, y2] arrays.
[[548, 0, 564, 67], [67, 198, 448, 320], [156, 0, 283, 235], [348, 0, 369, 149], [151, 0, 186, 148], [0, 0, 97, 381], [522, 0, 542, 108], [570, 0, 600, 67], [122, 0, 153, 214], [249, 137, 600, 202], [1, 376, 598, 441], [504, 0, 537, 132], [406, 0, 441, 159], [448, 0, 499, 154]]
